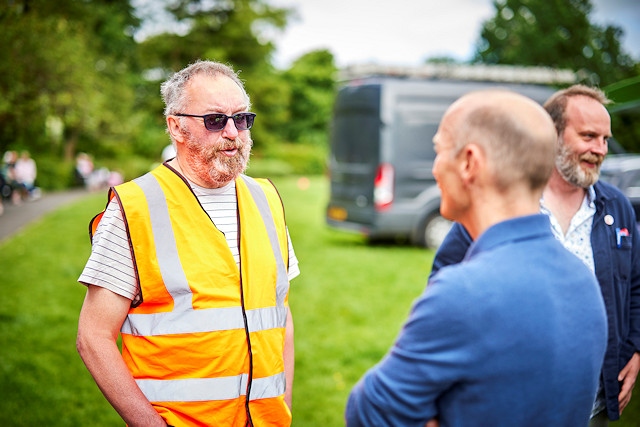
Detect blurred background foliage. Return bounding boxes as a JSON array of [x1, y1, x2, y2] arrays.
[[0, 0, 638, 190], [473, 0, 640, 155]]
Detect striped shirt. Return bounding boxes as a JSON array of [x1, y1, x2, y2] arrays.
[[78, 179, 300, 304]]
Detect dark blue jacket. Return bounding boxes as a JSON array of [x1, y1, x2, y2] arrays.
[[431, 180, 640, 420]]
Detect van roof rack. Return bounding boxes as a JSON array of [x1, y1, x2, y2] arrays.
[[338, 63, 577, 85]]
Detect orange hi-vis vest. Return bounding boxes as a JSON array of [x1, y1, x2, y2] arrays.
[[90, 165, 291, 426]]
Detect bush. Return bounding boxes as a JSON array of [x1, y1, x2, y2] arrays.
[[257, 143, 328, 176], [98, 155, 157, 182], [26, 138, 329, 192], [33, 157, 76, 191]]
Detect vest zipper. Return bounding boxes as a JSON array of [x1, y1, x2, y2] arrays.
[[237, 207, 254, 426]]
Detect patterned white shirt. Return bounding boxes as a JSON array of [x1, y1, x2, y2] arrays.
[[540, 186, 596, 274]]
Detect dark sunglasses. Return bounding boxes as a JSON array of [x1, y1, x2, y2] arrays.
[[175, 112, 256, 131]]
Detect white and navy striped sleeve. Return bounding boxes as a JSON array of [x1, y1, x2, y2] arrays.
[[78, 197, 138, 301]]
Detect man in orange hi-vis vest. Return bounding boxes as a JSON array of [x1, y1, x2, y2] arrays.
[[77, 60, 299, 427]]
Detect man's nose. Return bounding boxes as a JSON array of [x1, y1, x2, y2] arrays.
[[593, 136, 608, 156], [221, 118, 239, 138]]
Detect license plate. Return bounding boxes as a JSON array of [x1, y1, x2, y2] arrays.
[[327, 206, 347, 221]]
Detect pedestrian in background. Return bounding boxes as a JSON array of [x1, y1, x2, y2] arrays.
[[14, 150, 39, 201]]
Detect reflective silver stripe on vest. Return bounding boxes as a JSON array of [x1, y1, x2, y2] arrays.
[[241, 175, 289, 309], [136, 372, 286, 402], [130, 173, 194, 312], [121, 173, 288, 336], [123, 305, 289, 335]]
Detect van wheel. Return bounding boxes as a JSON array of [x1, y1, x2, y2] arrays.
[[419, 213, 453, 249]]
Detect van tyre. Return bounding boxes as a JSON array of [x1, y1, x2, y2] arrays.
[[419, 213, 453, 249]]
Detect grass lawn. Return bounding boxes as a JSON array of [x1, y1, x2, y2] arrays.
[[0, 175, 638, 426]]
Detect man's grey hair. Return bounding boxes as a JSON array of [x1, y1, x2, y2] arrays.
[[160, 60, 251, 116]]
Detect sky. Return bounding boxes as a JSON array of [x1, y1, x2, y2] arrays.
[[268, 0, 640, 69]]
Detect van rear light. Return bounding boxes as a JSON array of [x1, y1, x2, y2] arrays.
[[374, 163, 394, 211]]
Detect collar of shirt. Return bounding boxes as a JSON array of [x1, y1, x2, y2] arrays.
[[189, 179, 236, 196], [539, 185, 596, 273]]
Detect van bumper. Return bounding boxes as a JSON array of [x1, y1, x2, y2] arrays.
[[326, 210, 418, 239]]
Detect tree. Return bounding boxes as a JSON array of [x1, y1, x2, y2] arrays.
[[0, 0, 338, 187], [474, 0, 638, 86], [605, 76, 640, 152], [0, 0, 144, 184], [282, 50, 337, 145], [135, 0, 295, 151], [136, 0, 291, 73]]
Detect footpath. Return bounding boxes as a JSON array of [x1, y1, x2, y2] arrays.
[[0, 188, 90, 243]]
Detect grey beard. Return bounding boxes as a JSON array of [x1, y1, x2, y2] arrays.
[[555, 145, 600, 188]]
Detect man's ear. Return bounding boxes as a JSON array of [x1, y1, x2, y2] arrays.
[[459, 143, 484, 185], [167, 116, 185, 144]]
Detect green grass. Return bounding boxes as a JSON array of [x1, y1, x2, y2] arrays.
[[276, 176, 432, 426], [1, 175, 638, 426], [0, 191, 122, 425]]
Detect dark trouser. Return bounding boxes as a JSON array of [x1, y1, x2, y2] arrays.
[[589, 411, 609, 427]]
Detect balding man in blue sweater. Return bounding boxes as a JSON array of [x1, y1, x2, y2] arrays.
[[345, 90, 607, 427]]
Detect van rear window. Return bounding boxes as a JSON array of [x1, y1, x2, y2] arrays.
[[331, 113, 380, 164]]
